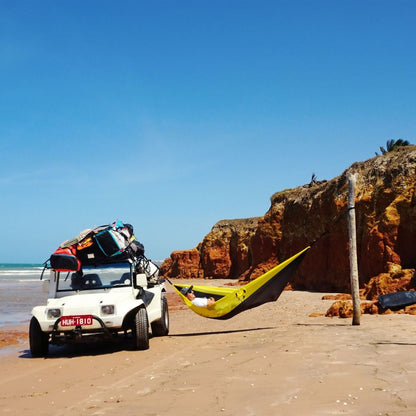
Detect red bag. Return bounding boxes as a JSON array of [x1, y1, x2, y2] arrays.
[[50, 245, 81, 272]]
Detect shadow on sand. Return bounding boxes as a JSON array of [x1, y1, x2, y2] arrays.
[[19, 334, 143, 359], [171, 326, 276, 337], [19, 327, 277, 359]]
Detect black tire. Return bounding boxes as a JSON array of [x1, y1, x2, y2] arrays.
[[134, 308, 149, 350], [151, 296, 169, 336], [29, 317, 49, 357]]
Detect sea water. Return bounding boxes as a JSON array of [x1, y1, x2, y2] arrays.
[[0, 264, 47, 328]]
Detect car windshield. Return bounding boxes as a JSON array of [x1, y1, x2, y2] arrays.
[[57, 262, 132, 292]]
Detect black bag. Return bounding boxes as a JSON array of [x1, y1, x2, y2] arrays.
[[378, 291, 416, 309], [127, 239, 145, 257], [93, 228, 130, 257], [76, 243, 108, 265]]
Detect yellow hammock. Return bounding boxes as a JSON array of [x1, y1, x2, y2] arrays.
[[172, 246, 310, 320]]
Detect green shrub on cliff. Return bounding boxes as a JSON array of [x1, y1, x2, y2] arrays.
[[377, 139, 411, 156]]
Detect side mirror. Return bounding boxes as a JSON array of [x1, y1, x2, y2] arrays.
[[135, 273, 147, 288]]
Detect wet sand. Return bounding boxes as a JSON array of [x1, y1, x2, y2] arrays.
[[0, 284, 415, 415]]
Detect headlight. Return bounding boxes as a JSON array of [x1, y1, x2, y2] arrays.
[[101, 305, 114, 315], [47, 308, 61, 319]]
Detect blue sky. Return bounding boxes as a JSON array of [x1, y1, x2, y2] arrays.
[[1, 0, 415, 263]]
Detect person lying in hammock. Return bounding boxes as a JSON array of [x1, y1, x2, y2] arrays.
[[180, 286, 215, 307]]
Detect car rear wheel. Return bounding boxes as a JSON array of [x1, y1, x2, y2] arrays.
[[151, 296, 169, 336], [29, 317, 49, 357], [134, 308, 149, 350]]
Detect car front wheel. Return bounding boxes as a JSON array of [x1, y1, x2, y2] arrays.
[[29, 317, 49, 357], [134, 308, 149, 350]]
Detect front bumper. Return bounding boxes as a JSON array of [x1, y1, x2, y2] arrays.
[[50, 315, 118, 345]]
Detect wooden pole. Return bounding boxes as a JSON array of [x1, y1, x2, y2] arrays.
[[347, 172, 361, 325]]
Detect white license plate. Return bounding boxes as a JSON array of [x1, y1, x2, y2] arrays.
[[60, 315, 93, 327]]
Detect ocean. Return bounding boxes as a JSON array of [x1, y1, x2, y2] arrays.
[[0, 264, 48, 329]]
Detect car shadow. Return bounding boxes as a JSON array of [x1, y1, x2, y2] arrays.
[[18, 334, 148, 359], [19, 327, 277, 358]]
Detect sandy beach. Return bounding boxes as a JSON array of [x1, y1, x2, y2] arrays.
[[0, 283, 415, 416]]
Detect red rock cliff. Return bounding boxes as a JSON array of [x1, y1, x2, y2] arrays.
[[160, 147, 416, 294]]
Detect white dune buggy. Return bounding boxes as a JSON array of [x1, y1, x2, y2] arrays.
[[29, 257, 169, 357]]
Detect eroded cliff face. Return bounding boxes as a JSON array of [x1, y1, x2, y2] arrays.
[[160, 146, 416, 296]]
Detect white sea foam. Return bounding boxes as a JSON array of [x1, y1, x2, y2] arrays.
[[0, 265, 44, 282]]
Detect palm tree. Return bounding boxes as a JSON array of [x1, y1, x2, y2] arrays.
[[377, 139, 411, 155]]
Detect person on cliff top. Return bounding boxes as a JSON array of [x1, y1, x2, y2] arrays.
[[180, 286, 215, 307]]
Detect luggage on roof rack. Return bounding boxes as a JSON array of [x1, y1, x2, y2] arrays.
[[48, 220, 145, 269]]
